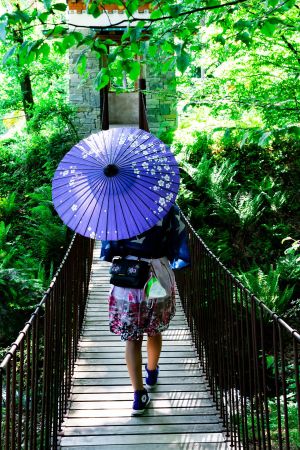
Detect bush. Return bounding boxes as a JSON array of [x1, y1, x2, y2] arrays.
[[173, 126, 300, 312], [0, 100, 74, 347]]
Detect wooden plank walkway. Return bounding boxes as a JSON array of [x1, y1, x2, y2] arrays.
[[60, 242, 230, 450]]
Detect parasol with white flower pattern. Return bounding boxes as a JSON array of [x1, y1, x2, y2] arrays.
[[52, 127, 180, 240]]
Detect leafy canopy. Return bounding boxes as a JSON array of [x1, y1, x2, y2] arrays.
[[0, 0, 298, 90]]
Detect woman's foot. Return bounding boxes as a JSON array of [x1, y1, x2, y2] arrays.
[[145, 364, 159, 389], [131, 388, 150, 415]]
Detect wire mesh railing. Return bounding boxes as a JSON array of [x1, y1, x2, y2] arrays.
[[0, 234, 94, 450], [175, 216, 300, 450]]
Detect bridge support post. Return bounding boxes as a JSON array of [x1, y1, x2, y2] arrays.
[[139, 77, 148, 132], [100, 84, 109, 130]]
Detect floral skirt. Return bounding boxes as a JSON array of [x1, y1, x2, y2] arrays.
[[108, 257, 176, 341]]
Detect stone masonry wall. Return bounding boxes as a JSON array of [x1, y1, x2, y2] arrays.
[[146, 65, 177, 137], [69, 29, 101, 139]]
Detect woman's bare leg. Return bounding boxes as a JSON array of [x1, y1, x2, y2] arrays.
[[147, 333, 162, 370], [125, 338, 144, 391]]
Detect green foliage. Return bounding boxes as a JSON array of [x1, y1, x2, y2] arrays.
[[28, 98, 79, 140], [26, 192, 67, 264], [0, 220, 10, 249], [0, 266, 44, 345], [0, 192, 18, 220], [238, 266, 294, 315], [175, 121, 299, 314], [244, 397, 300, 449], [0, 96, 72, 348]]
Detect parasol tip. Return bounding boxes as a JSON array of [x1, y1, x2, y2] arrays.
[[104, 164, 119, 177]]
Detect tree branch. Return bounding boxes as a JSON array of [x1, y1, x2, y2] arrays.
[[281, 34, 300, 65], [67, 0, 250, 29]]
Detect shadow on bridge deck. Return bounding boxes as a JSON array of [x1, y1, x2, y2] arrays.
[[59, 242, 229, 450]]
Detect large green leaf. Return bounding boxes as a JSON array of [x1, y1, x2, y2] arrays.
[[234, 19, 252, 30], [125, 0, 139, 17], [215, 34, 225, 45], [260, 20, 277, 37], [14, 10, 31, 23], [0, 20, 7, 42], [62, 34, 77, 50], [38, 12, 50, 23], [207, 0, 220, 5], [94, 69, 110, 90], [2, 46, 16, 64], [37, 43, 50, 59], [168, 4, 182, 18], [70, 31, 83, 43], [150, 9, 162, 19], [129, 26, 142, 43], [87, 3, 102, 18], [52, 3, 67, 11], [237, 31, 251, 45], [176, 50, 191, 74], [128, 60, 140, 80], [76, 53, 87, 76], [43, 0, 52, 9], [93, 41, 107, 57], [44, 25, 67, 37]]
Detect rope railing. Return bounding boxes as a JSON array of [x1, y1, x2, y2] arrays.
[[0, 234, 94, 450], [175, 215, 300, 449]]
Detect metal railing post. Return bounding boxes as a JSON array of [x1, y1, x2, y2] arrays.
[[175, 212, 300, 449], [0, 234, 94, 449]]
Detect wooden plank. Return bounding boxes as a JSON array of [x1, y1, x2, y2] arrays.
[[72, 376, 208, 386], [71, 384, 209, 394], [83, 316, 187, 326], [82, 330, 190, 337], [83, 329, 190, 336], [72, 370, 204, 378], [81, 326, 189, 333], [77, 350, 197, 357], [77, 351, 197, 359], [66, 407, 222, 418], [63, 415, 222, 427], [83, 314, 186, 319], [80, 335, 193, 342], [60, 433, 227, 446], [61, 444, 229, 450], [70, 391, 211, 401], [69, 399, 214, 409], [78, 342, 196, 349], [77, 341, 198, 353], [74, 363, 201, 372], [75, 357, 200, 365], [63, 423, 224, 436]]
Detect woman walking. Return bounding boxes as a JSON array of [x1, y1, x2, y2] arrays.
[[52, 127, 188, 414], [100, 204, 190, 415]]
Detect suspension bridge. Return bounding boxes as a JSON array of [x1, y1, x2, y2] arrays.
[[1, 215, 299, 449]]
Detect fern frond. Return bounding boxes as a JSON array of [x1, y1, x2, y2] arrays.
[[238, 265, 294, 315], [0, 221, 11, 248], [232, 192, 264, 227]]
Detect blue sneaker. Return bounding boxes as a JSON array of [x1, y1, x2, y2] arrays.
[[145, 364, 159, 389], [131, 389, 150, 416]]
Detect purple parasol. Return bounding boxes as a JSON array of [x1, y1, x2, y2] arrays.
[[52, 127, 180, 240]]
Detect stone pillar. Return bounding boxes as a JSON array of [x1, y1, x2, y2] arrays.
[[146, 65, 177, 137], [68, 29, 101, 138]]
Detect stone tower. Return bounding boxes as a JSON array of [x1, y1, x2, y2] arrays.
[[67, 1, 177, 138]]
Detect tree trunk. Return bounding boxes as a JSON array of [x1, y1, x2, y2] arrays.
[[20, 72, 34, 122], [12, 13, 34, 122]]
